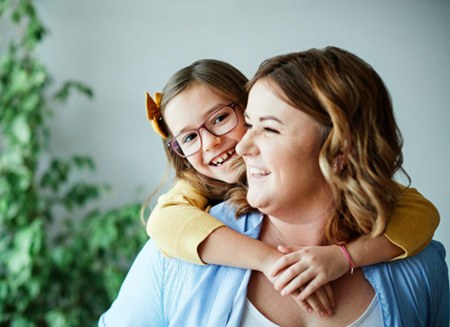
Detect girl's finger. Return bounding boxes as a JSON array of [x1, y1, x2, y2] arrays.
[[274, 263, 309, 291], [269, 252, 302, 277], [279, 269, 314, 296], [277, 245, 297, 254], [307, 286, 332, 315], [298, 282, 335, 314], [299, 292, 325, 316], [323, 283, 335, 308], [297, 275, 326, 301]]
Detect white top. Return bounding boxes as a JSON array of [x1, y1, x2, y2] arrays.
[[241, 296, 382, 327]]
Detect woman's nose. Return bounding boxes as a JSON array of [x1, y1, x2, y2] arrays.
[[200, 128, 220, 152], [236, 129, 254, 157]]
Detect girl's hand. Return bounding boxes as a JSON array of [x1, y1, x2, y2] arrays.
[[264, 259, 334, 316], [293, 283, 334, 316], [270, 244, 349, 304]]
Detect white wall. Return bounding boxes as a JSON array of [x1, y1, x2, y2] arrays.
[[35, 1, 449, 267]]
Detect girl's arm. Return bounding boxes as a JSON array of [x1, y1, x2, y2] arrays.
[[269, 185, 440, 301], [147, 180, 280, 270], [147, 180, 224, 264], [382, 186, 440, 258]]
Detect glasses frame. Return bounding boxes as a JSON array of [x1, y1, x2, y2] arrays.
[[167, 102, 240, 158]]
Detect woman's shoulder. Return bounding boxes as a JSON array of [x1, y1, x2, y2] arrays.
[[363, 241, 449, 325], [208, 201, 263, 235], [410, 240, 447, 272], [365, 240, 447, 277], [363, 240, 448, 300]]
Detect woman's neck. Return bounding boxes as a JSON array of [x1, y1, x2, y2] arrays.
[[257, 183, 335, 246], [261, 201, 334, 247], [261, 216, 326, 247]]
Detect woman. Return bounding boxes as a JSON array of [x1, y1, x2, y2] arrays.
[[234, 46, 448, 326], [99, 49, 448, 326]]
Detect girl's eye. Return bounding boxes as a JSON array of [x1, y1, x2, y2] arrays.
[[212, 113, 229, 125], [182, 132, 198, 144]]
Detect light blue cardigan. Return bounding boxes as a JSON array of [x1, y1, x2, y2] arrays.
[[99, 202, 449, 326]]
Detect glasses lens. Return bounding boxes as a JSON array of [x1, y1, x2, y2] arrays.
[[172, 131, 201, 157], [169, 104, 239, 158], [205, 106, 238, 136]]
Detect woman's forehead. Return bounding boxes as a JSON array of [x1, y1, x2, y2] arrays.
[[246, 80, 289, 119]]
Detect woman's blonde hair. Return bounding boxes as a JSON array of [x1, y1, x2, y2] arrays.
[[244, 46, 408, 242], [142, 59, 250, 221]]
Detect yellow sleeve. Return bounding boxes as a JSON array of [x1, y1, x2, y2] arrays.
[[146, 180, 225, 265], [384, 185, 440, 259]]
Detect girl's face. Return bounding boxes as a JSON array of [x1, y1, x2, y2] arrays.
[[236, 79, 329, 219], [164, 84, 246, 183]]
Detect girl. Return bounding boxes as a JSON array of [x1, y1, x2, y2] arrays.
[[143, 59, 439, 315]]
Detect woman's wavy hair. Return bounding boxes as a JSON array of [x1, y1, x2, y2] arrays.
[[142, 59, 249, 221], [242, 46, 408, 242]]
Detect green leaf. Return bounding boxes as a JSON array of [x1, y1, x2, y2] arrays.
[[72, 155, 96, 170], [54, 80, 94, 102], [63, 182, 102, 209], [11, 116, 31, 144], [45, 310, 68, 327]]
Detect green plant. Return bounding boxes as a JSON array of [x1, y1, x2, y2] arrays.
[[0, 1, 148, 325]]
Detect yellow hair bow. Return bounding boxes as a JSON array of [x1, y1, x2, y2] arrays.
[[146, 91, 167, 139]]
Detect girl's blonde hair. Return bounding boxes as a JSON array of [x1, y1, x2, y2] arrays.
[[243, 46, 408, 242]]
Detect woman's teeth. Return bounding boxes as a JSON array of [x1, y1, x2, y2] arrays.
[[249, 167, 270, 176], [211, 149, 235, 166]]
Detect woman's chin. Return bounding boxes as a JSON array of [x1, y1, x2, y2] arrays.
[[246, 192, 269, 213]]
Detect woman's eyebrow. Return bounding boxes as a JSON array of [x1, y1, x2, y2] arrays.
[[260, 116, 284, 124], [243, 113, 284, 125]]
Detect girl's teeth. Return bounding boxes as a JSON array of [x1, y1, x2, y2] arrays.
[[212, 149, 235, 166]]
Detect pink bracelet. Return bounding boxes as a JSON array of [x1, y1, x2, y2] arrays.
[[337, 242, 355, 275]]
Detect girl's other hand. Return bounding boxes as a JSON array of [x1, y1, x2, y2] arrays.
[[269, 244, 352, 313]]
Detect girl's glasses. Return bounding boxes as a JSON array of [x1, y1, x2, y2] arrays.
[[167, 102, 240, 158]]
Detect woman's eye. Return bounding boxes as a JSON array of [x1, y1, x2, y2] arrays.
[[263, 126, 279, 134]]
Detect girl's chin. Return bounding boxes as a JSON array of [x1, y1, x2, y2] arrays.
[[218, 172, 240, 184]]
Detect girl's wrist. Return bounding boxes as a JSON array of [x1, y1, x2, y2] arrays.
[[336, 242, 355, 274], [260, 246, 282, 275]]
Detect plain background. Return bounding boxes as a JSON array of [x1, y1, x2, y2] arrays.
[[32, 1, 449, 270]]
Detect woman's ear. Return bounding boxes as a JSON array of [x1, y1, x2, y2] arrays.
[[332, 155, 345, 173], [332, 141, 353, 173]]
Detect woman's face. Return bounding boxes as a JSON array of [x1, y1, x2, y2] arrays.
[[236, 79, 329, 218], [164, 84, 247, 183]]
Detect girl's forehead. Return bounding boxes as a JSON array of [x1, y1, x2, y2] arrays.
[[163, 85, 231, 133]]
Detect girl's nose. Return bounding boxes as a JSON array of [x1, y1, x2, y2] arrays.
[[200, 128, 220, 152]]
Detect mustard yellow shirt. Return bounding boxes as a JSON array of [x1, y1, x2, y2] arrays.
[[147, 180, 440, 264]]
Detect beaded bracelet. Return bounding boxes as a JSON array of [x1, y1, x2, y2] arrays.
[[337, 242, 355, 275]]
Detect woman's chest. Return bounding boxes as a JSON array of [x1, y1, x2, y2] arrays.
[[246, 270, 375, 327]]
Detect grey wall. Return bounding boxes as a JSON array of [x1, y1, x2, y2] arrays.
[[35, 1, 449, 267]]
